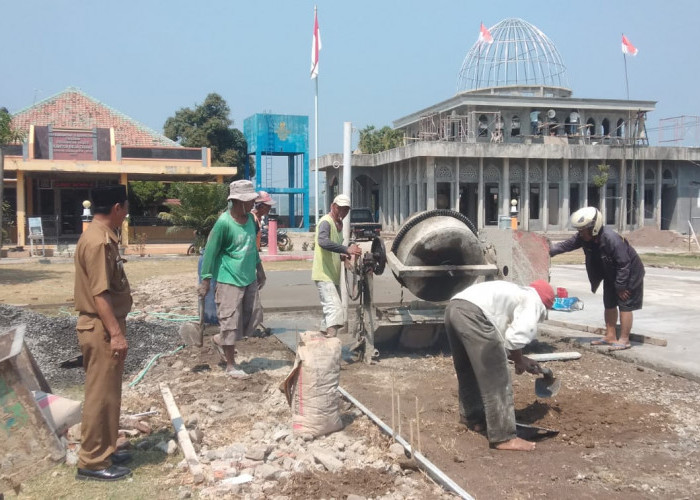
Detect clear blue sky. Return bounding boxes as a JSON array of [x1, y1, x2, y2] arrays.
[[3, 0, 699, 153]]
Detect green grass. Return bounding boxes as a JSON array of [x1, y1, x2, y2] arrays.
[[7, 449, 187, 500], [551, 249, 700, 270], [639, 252, 700, 269]]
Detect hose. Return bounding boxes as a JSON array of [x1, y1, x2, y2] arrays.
[[128, 345, 185, 387], [127, 310, 199, 322]]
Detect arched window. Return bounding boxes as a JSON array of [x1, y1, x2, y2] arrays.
[[530, 111, 542, 135], [478, 115, 488, 137], [616, 119, 625, 137], [645, 169, 655, 181], [511, 115, 521, 136], [602, 118, 610, 136], [566, 111, 579, 135], [586, 118, 596, 136]]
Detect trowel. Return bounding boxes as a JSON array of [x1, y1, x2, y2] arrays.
[[534, 366, 561, 398]]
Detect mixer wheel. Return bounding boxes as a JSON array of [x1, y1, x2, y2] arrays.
[[370, 236, 386, 275]]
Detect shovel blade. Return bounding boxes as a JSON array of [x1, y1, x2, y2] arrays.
[[179, 322, 201, 346], [516, 422, 559, 440], [535, 374, 561, 398]]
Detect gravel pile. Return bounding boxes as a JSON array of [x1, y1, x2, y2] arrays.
[[0, 305, 182, 389]]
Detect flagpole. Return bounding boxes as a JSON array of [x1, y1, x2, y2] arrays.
[[314, 70, 319, 226]]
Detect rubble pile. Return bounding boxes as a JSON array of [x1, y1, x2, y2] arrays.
[[116, 341, 452, 499]]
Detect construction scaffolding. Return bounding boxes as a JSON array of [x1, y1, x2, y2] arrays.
[[658, 115, 700, 147]]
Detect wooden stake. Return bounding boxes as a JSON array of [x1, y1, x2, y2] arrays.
[[160, 383, 204, 484], [397, 393, 402, 437], [391, 375, 396, 438], [415, 396, 422, 455], [410, 420, 414, 456]]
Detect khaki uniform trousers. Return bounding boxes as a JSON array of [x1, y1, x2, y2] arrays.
[[77, 315, 126, 470]]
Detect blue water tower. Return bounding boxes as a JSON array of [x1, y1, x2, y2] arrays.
[[244, 113, 310, 230]]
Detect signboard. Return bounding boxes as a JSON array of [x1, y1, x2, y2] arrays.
[[51, 129, 95, 160]]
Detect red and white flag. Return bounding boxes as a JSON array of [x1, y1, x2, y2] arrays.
[[478, 22, 493, 44], [310, 10, 322, 79], [621, 35, 638, 56]]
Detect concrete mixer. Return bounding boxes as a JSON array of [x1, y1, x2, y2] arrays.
[[345, 210, 550, 363]]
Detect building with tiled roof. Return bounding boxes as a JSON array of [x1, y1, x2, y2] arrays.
[[2, 88, 237, 248], [12, 87, 178, 147]]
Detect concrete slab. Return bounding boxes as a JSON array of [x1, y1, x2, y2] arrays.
[[548, 265, 700, 381]]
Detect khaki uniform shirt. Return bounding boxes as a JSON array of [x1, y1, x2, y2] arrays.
[[74, 219, 133, 318]]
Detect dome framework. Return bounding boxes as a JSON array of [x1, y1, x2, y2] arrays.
[[457, 18, 570, 95]]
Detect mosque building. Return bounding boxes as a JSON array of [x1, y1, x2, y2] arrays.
[[319, 18, 700, 235]]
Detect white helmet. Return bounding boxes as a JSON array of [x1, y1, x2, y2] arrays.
[[570, 207, 603, 236]]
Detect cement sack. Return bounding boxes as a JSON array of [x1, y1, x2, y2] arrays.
[[280, 331, 342, 437], [33, 391, 82, 435]]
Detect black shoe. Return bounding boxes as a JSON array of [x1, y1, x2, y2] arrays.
[[76, 465, 132, 481], [110, 450, 133, 465]]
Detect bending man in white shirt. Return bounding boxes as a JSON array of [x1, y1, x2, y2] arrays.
[[444, 279, 555, 451]]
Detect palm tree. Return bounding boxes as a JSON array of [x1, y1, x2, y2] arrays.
[[0, 108, 26, 254], [158, 182, 228, 252]]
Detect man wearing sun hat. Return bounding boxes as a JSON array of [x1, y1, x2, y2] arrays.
[[252, 190, 275, 251], [311, 194, 362, 337], [444, 279, 555, 452], [199, 180, 265, 377]]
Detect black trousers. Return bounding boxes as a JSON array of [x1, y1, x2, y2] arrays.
[[444, 299, 516, 444]]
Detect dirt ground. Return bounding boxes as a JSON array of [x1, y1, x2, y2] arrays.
[[2, 229, 700, 499], [339, 336, 700, 499]]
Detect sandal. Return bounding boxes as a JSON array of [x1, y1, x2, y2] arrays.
[[608, 342, 631, 351], [225, 368, 250, 379], [590, 339, 613, 346], [211, 338, 226, 363]]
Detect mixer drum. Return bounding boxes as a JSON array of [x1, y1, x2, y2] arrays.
[[390, 210, 485, 302]]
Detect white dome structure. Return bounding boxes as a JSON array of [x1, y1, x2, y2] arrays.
[[457, 18, 570, 96]]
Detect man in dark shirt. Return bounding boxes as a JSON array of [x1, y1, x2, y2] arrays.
[[550, 207, 645, 350]]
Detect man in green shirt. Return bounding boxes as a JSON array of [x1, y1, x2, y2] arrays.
[[312, 194, 362, 337], [198, 180, 266, 377]]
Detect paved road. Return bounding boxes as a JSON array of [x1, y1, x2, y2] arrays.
[[261, 265, 700, 381]]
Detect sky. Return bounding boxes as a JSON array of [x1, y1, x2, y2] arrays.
[[3, 0, 700, 159]]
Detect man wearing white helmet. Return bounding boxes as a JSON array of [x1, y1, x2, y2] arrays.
[[549, 207, 645, 351], [312, 194, 362, 337]]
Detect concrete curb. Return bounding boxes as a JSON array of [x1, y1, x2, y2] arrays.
[[539, 322, 700, 384], [260, 254, 313, 262]]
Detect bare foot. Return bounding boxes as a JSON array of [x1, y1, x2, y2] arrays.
[[493, 437, 536, 451]]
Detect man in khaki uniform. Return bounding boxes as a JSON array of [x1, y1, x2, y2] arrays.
[[73, 185, 133, 481]]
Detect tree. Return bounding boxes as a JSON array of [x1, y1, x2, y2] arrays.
[[158, 182, 228, 252], [163, 93, 248, 174], [358, 125, 404, 154], [0, 108, 26, 254], [128, 181, 169, 216]]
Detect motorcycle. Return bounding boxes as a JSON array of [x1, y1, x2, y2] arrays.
[[260, 224, 292, 251]]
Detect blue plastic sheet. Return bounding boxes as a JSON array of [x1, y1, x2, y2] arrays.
[[552, 297, 584, 312]]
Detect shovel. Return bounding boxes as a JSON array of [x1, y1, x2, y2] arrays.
[[179, 296, 205, 347], [516, 422, 559, 440], [534, 366, 561, 398]]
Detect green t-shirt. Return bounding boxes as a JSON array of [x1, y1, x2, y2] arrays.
[[201, 211, 260, 287]]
